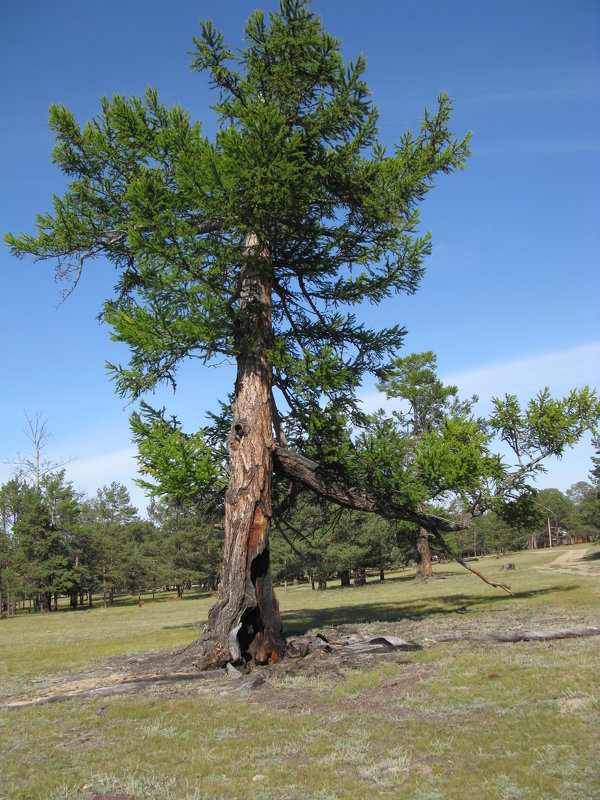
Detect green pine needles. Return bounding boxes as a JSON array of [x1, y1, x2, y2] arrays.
[[6, 0, 470, 438]]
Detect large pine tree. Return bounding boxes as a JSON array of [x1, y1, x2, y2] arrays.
[[6, 1, 471, 664], [9, 2, 597, 666]]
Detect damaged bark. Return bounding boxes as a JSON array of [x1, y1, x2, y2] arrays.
[[191, 234, 285, 668]]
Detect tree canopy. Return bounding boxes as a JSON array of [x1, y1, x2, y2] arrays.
[[6, 1, 470, 438]]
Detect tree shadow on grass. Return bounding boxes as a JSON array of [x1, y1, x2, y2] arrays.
[[582, 549, 600, 561], [280, 584, 577, 635], [107, 588, 214, 609], [302, 572, 444, 591]]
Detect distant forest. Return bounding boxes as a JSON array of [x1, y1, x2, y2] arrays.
[[1, 468, 597, 616]]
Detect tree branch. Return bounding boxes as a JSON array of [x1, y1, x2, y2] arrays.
[[273, 447, 467, 533], [270, 390, 288, 449], [430, 530, 513, 595], [195, 219, 226, 235], [273, 447, 518, 594]]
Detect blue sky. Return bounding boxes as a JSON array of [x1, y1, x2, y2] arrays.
[[1, 0, 599, 513]]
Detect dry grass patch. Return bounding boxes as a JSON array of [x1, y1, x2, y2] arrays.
[[0, 546, 599, 799]]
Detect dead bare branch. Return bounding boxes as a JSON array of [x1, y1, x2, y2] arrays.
[[431, 530, 514, 595]]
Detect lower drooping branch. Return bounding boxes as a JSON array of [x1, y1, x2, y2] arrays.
[[430, 530, 513, 594], [273, 447, 468, 532], [273, 447, 512, 593]]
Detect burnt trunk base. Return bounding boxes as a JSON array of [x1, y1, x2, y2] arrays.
[[187, 550, 285, 670], [187, 497, 285, 670]]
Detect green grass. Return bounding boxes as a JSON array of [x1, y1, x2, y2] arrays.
[[1, 545, 599, 800]]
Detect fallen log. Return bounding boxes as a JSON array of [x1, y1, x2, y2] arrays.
[[434, 626, 600, 645]]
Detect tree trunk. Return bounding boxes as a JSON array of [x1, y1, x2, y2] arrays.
[[416, 526, 434, 579], [339, 569, 351, 587], [354, 567, 367, 586], [190, 234, 284, 668]]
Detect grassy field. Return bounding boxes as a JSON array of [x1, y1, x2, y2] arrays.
[[0, 545, 599, 800]]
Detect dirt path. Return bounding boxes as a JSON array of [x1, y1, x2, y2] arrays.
[[537, 546, 600, 577]]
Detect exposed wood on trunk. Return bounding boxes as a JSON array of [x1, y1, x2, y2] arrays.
[[190, 233, 284, 668]]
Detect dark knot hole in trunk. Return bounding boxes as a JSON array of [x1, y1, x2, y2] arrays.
[[232, 417, 249, 442]]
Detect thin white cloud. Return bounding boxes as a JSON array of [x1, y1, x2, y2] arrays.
[[63, 446, 147, 511], [0, 443, 150, 514], [65, 446, 138, 487], [462, 77, 600, 105], [441, 342, 600, 407], [63, 446, 149, 512], [475, 139, 600, 156]]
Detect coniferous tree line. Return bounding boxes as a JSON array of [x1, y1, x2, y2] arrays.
[[2, 374, 598, 618], [0, 472, 222, 616], [443, 480, 600, 557], [2, 460, 597, 616]]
